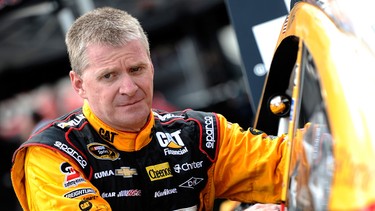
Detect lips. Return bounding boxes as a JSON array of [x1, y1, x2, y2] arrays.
[[118, 98, 143, 107]]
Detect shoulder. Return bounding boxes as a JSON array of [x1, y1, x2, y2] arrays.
[[152, 109, 217, 122], [34, 108, 85, 132], [26, 108, 87, 145]]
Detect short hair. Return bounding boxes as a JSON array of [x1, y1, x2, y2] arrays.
[[65, 7, 150, 75]]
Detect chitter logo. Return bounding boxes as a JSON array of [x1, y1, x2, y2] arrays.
[[146, 162, 173, 181], [173, 161, 203, 173], [115, 167, 138, 178]]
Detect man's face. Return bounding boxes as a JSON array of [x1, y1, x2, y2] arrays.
[[70, 39, 154, 132]]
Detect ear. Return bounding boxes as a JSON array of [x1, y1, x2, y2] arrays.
[[69, 71, 87, 99]]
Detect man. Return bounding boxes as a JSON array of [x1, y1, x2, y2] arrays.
[[11, 7, 286, 211]]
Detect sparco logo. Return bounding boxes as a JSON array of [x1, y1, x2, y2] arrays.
[[156, 130, 188, 156], [204, 116, 215, 149], [54, 141, 87, 168], [173, 161, 203, 173], [56, 114, 85, 129], [87, 143, 119, 161], [146, 162, 173, 181]]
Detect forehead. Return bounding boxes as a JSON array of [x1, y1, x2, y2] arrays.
[[88, 40, 146, 57], [85, 40, 149, 67]]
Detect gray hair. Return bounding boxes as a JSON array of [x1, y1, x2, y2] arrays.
[[65, 7, 150, 75]]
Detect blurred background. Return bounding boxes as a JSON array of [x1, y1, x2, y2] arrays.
[[0, 0, 290, 209]]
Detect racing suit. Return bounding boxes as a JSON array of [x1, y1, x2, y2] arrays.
[[11, 102, 287, 211]]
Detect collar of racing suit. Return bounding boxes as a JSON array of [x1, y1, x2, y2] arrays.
[[82, 100, 154, 152]]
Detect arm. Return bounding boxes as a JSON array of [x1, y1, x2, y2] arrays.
[[24, 146, 111, 210], [213, 114, 287, 203]]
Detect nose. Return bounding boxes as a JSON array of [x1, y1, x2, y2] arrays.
[[118, 75, 138, 96]]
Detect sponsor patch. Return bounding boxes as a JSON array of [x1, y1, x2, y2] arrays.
[[56, 114, 85, 129], [98, 128, 118, 143], [179, 177, 204, 189], [101, 192, 116, 198], [64, 188, 96, 198], [54, 141, 87, 169], [101, 189, 141, 198], [87, 143, 119, 160], [156, 130, 188, 156], [94, 170, 114, 179], [115, 167, 138, 178], [83, 195, 98, 201], [94, 167, 137, 179], [173, 161, 203, 173], [154, 188, 177, 198], [146, 162, 173, 181], [79, 200, 92, 211], [200, 115, 218, 162], [153, 112, 184, 121], [60, 162, 85, 188], [117, 189, 141, 197]]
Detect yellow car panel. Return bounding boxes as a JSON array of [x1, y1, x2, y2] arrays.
[[264, 1, 375, 210]]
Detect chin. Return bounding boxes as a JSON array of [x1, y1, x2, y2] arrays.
[[119, 116, 149, 131], [118, 108, 149, 121]]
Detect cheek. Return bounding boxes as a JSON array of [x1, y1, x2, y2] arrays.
[[144, 80, 154, 99], [84, 82, 107, 100], [149, 82, 154, 98], [146, 74, 154, 91], [137, 75, 153, 93]]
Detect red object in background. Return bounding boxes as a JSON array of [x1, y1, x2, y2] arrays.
[[152, 91, 178, 112]]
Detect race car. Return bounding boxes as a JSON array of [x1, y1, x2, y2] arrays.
[[254, 0, 375, 210]]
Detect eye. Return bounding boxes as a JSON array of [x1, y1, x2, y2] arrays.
[[129, 66, 142, 73], [101, 71, 117, 80], [103, 73, 112, 79]]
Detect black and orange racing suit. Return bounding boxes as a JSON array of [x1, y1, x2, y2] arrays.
[[11, 101, 287, 211]]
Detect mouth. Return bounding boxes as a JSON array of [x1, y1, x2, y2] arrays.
[[118, 98, 143, 107]]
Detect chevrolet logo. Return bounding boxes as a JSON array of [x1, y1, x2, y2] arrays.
[[115, 167, 138, 178]]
